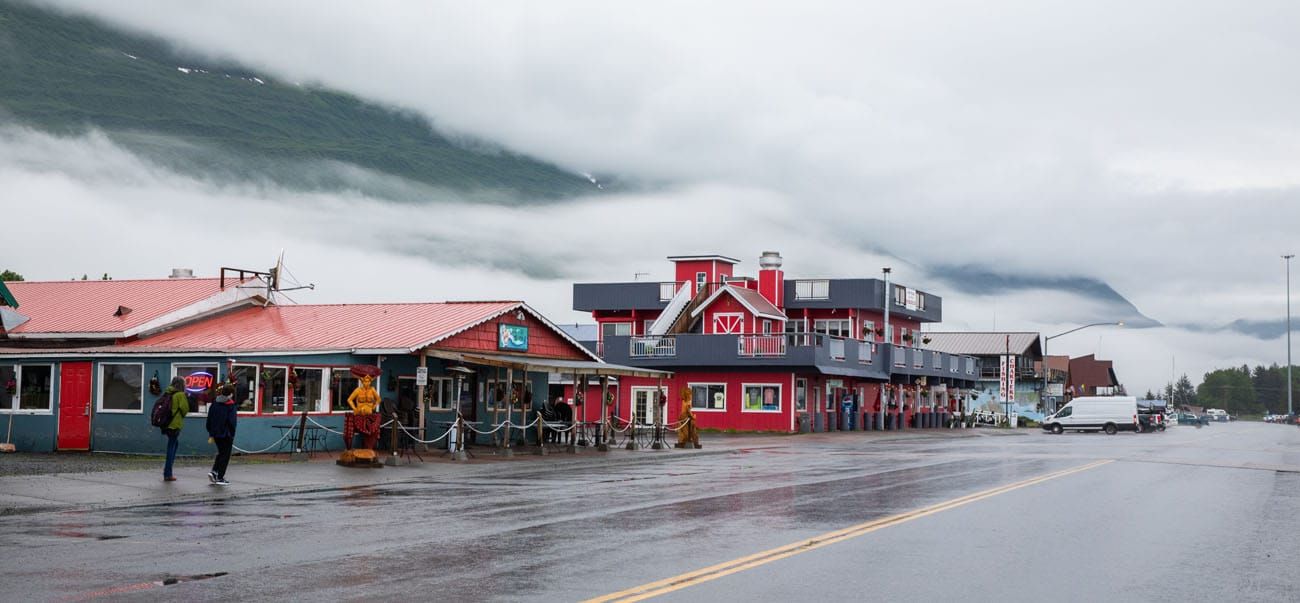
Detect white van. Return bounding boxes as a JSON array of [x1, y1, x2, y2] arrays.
[[1042, 396, 1139, 435]]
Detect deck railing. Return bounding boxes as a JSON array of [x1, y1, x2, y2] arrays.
[[629, 336, 677, 358], [737, 335, 787, 358]]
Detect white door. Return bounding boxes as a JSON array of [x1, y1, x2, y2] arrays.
[[631, 388, 657, 426]]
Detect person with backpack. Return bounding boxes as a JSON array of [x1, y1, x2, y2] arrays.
[[205, 382, 238, 486], [160, 376, 189, 481]]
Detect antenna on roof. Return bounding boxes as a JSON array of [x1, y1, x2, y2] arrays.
[[220, 250, 314, 307]]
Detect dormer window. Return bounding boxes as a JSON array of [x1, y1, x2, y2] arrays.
[[794, 280, 829, 300]]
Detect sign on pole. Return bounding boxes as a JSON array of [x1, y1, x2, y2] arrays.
[[415, 366, 428, 387]]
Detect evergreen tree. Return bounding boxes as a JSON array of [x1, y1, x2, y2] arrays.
[[0, 270, 22, 282], [1197, 369, 1258, 415], [1172, 375, 1197, 408]]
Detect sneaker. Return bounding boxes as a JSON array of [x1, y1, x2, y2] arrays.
[[214, 478, 230, 486], [207, 471, 218, 483], [163, 476, 177, 482]]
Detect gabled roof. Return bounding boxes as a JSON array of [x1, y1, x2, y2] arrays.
[[121, 301, 601, 360], [690, 285, 787, 321], [922, 332, 1041, 357], [2, 278, 265, 339]]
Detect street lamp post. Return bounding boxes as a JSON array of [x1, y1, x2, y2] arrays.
[[1042, 321, 1124, 414], [880, 267, 891, 432], [1286, 254, 1294, 416]]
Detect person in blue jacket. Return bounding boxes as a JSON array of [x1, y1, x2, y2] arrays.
[[205, 382, 238, 486]]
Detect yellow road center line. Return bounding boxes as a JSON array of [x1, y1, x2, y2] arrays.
[[585, 459, 1114, 603]]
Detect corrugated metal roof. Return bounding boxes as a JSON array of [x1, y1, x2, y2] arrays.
[[692, 285, 787, 321], [922, 332, 1041, 356], [122, 301, 522, 352], [4, 278, 253, 335]]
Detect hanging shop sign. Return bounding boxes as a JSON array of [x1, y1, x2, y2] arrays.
[[498, 323, 530, 352]]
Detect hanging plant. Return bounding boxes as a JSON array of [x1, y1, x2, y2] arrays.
[[260, 369, 274, 383], [922, 336, 932, 345], [902, 333, 914, 343], [287, 367, 299, 387], [4, 378, 15, 396], [148, 371, 161, 396]]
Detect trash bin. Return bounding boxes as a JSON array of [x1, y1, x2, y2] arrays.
[[798, 413, 811, 433], [841, 400, 854, 431]]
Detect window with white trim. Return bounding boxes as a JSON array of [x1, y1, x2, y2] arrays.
[[813, 319, 851, 338], [292, 367, 326, 413], [795, 378, 807, 411], [260, 366, 289, 413], [862, 320, 876, 341], [917, 293, 926, 311], [428, 377, 454, 410], [99, 363, 144, 413], [794, 280, 829, 300], [643, 319, 656, 335], [2, 364, 54, 412], [602, 322, 633, 340], [231, 364, 260, 413], [690, 383, 725, 411], [696, 272, 708, 292], [743, 384, 781, 412], [173, 363, 219, 414], [894, 285, 906, 305], [329, 369, 354, 412]]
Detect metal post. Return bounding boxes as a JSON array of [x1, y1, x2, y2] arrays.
[[1285, 254, 1294, 415], [500, 368, 513, 457], [597, 376, 610, 451], [1042, 336, 1050, 415], [880, 267, 890, 432], [417, 349, 427, 451]]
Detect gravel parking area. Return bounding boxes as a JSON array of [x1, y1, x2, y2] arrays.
[[0, 452, 289, 477]]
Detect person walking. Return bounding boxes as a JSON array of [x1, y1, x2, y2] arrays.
[[161, 376, 190, 482], [206, 382, 238, 486]]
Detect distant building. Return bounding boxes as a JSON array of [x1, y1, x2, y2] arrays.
[[1068, 354, 1122, 397], [922, 332, 1045, 418]]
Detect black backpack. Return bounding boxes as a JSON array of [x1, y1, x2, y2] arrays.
[[149, 393, 174, 429]]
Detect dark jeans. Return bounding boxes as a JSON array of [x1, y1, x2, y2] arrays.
[[163, 429, 180, 477], [211, 437, 233, 479]]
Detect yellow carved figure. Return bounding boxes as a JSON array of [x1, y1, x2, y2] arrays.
[[677, 387, 700, 448], [347, 375, 380, 415]]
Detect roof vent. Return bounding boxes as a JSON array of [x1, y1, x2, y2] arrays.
[[114, 305, 133, 317], [169, 268, 194, 279], [758, 251, 783, 270]]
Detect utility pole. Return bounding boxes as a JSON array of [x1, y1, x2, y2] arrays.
[[1286, 254, 1294, 415]]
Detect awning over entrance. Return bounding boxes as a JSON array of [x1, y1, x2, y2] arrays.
[[426, 350, 672, 379]]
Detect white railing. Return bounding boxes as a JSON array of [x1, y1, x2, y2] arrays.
[[630, 336, 677, 358], [738, 335, 786, 358]]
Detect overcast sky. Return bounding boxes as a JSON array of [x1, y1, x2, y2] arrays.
[[6, 0, 1300, 396]]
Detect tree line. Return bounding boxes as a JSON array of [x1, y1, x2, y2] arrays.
[[1146, 365, 1300, 416]]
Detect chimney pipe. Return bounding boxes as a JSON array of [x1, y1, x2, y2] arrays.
[[169, 268, 194, 279], [757, 251, 784, 308]]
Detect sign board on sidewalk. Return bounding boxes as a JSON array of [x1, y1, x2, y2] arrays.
[[415, 366, 428, 387]]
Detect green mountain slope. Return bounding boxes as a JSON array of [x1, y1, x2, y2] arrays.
[[0, 1, 602, 201]]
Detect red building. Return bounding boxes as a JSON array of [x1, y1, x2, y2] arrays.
[[569, 252, 980, 433]]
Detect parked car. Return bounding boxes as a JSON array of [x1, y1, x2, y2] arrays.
[[1205, 408, 1229, 422], [1137, 412, 1165, 433], [1176, 412, 1207, 427]]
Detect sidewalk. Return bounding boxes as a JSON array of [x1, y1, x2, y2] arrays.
[[0, 428, 1021, 517]]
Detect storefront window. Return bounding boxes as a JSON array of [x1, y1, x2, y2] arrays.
[[330, 369, 355, 412], [174, 363, 218, 414], [690, 383, 725, 411], [795, 378, 807, 412], [428, 378, 454, 410], [743, 384, 781, 412], [292, 367, 325, 413], [260, 367, 288, 413], [230, 364, 259, 413], [19, 365, 53, 411], [0, 365, 16, 411], [100, 363, 144, 412]]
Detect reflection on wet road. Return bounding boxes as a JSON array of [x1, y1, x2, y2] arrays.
[[2, 423, 1297, 601]]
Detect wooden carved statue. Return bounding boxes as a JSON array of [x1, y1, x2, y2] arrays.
[[676, 386, 701, 449], [340, 372, 383, 466]]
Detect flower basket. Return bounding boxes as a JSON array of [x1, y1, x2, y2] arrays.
[[921, 336, 932, 345], [3, 378, 14, 396]]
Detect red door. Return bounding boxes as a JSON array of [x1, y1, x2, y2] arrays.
[[57, 362, 92, 450]]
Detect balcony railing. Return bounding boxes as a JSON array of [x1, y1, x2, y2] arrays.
[[629, 336, 677, 358], [828, 338, 845, 360], [737, 335, 787, 357], [857, 342, 875, 365]]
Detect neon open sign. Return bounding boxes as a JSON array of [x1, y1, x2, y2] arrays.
[[184, 371, 215, 393]]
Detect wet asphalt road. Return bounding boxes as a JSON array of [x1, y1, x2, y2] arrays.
[[2, 423, 1298, 602]]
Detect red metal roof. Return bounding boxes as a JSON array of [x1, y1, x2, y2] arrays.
[[123, 301, 527, 352], [4, 278, 254, 336]]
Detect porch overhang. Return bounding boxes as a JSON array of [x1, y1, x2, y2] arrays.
[[425, 350, 672, 379]]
